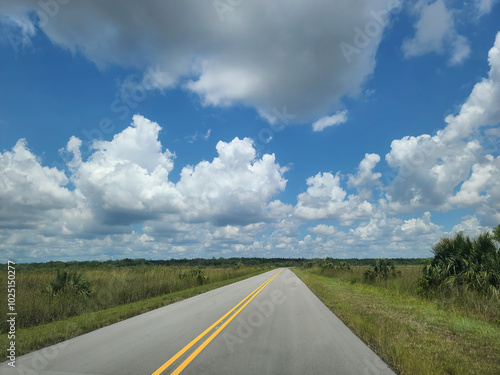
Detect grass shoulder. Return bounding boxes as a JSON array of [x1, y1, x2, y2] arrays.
[[293, 268, 500, 375]]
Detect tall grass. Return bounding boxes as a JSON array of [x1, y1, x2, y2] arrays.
[[311, 264, 422, 297], [0, 265, 261, 333], [308, 262, 499, 324]]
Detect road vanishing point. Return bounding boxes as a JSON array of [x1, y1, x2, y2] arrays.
[[1, 268, 395, 374]]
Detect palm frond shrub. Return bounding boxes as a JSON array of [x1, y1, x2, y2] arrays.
[[363, 259, 400, 282], [419, 227, 500, 295], [320, 257, 336, 272], [339, 261, 351, 271], [494, 225, 500, 243], [178, 267, 208, 285], [46, 270, 92, 298]]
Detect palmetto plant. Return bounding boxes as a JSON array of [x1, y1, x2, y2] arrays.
[[363, 258, 399, 281], [46, 270, 92, 298], [178, 267, 208, 285], [320, 258, 351, 272], [420, 226, 500, 295]]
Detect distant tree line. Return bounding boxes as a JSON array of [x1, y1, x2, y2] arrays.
[[12, 256, 428, 270]]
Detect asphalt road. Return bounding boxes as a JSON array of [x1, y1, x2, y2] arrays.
[[1, 268, 396, 374]]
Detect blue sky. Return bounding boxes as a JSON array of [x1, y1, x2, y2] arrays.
[[1, 0, 499, 262]]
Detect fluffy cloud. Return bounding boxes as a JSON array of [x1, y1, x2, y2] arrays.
[[385, 32, 500, 224], [300, 212, 444, 258], [449, 158, 498, 207], [177, 137, 287, 226], [347, 153, 382, 199], [402, 0, 470, 65], [66, 115, 287, 230], [308, 224, 343, 237], [348, 213, 443, 253], [0, 139, 75, 230], [0, 114, 291, 261], [295, 172, 376, 224], [385, 136, 482, 210], [451, 215, 490, 237], [67, 115, 183, 226], [0, 0, 399, 124], [440, 33, 500, 142]]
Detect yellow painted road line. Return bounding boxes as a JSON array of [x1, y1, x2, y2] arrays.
[[152, 269, 282, 375], [170, 269, 282, 375]]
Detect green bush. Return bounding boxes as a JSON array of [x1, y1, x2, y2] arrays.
[[363, 259, 400, 282], [46, 270, 92, 298], [420, 227, 500, 295], [178, 267, 208, 285], [320, 258, 351, 272], [338, 261, 351, 271]]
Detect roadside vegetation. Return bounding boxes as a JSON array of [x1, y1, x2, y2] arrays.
[[0, 260, 272, 361], [1, 264, 265, 331], [295, 226, 500, 374]]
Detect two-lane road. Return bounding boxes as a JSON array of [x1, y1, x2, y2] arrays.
[[1, 269, 395, 374]]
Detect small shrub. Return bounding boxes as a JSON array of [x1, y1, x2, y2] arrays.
[[320, 258, 351, 272], [320, 257, 336, 272], [46, 270, 92, 298], [339, 261, 351, 271], [363, 259, 400, 282], [178, 267, 208, 285]]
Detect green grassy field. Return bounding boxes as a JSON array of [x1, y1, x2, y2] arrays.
[[0, 264, 268, 361], [294, 266, 500, 375]]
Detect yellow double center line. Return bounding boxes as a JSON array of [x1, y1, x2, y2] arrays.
[[152, 269, 282, 375]]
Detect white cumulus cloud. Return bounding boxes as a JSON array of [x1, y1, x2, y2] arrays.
[[347, 153, 382, 198], [67, 115, 183, 226], [176, 137, 288, 226], [294, 172, 376, 225], [0, 139, 75, 230], [385, 32, 500, 225]]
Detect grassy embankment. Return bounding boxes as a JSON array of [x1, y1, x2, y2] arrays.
[[293, 265, 500, 375], [0, 265, 268, 361]]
